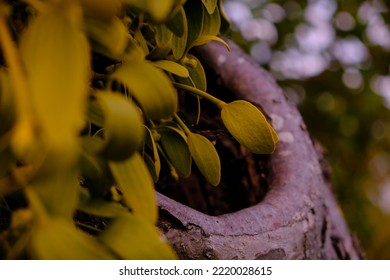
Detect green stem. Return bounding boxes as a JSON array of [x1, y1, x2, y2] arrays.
[[173, 113, 191, 135], [172, 82, 226, 109], [156, 144, 179, 181]]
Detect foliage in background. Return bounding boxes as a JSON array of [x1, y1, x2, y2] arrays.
[[0, 0, 277, 259], [224, 0, 390, 259]]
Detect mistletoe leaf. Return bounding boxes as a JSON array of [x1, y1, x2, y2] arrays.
[[112, 61, 178, 119], [92, 91, 144, 161], [221, 100, 278, 154], [98, 214, 176, 259], [187, 133, 220, 186], [109, 152, 157, 223]]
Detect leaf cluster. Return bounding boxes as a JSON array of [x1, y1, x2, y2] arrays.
[[0, 0, 277, 259]]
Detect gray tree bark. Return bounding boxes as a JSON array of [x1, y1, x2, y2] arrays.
[[157, 39, 364, 259]]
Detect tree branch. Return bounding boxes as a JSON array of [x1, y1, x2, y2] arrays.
[[157, 39, 364, 259]]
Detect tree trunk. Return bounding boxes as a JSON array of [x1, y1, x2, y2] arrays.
[[156, 39, 364, 259]]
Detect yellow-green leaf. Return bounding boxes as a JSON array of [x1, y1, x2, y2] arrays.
[[31, 164, 80, 218], [166, 6, 186, 37], [221, 100, 278, 154], [99, 214, 176, 259], [158, 120, 186, 138], [80, 0, 122, 21], [85, 17, 128, 59], [111, 61, 178, 119], [201, 0, 218, 14], [185, 0, 204, 47], [134, 28, 150, 55], [20, 1, 90, 148], [87, 97, 104, 127], [109, 152, 157, 223], [158, 127, 191, 178], [147, 24, 172, 60], [123, 0, 176, 22], [153, 60, 189, 78], [172, 7, 188, 60], [187, 35, 230, 51], [187, 133, 220, 186], [153, 24, 173, 49], [202, 5, 221, 36], [123, 35, 147, 62], [178, 54, 207, 91], [79, 148, 114, 197], [30, 217, 114, 259], [78, 189, 128, 218], [92, 91, 144, 161]]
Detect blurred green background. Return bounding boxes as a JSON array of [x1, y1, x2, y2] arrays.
[[223, 0, 390, 259]]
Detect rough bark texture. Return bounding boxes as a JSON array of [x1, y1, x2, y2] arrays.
[[157, 39, 364, 259]]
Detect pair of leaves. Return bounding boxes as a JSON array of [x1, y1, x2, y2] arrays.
[[158, 117, 221, 186], [144, 122, 219, 186], [143, 124, 191, 182], [171, 2, 227, 61], [184, 100, 279, 187]]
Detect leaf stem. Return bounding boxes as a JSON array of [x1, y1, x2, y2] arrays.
[[156, 144, 179, 181], [172, 82, 226, 109], [173, 113, 191, 135]]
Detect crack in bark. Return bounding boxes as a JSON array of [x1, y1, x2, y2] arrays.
[[320, 205, 328, 249]]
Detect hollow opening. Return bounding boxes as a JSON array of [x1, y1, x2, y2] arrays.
[[156, 65, 272, 216]]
